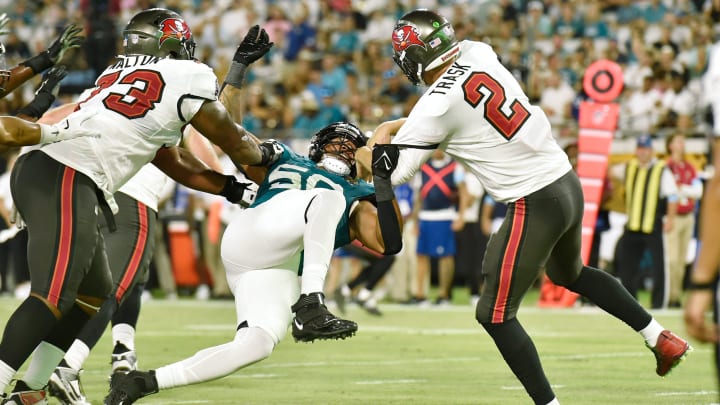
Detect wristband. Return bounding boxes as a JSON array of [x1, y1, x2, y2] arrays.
[[21, 52, 53, 74], [687, 280, 717, 291], [222, 61, 248, 90]]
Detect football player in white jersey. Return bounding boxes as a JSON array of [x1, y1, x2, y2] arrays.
[[0, 8, 280, 405], [357, 9, 692, 405], [684, 39, 720, 392], [104, 121, 403, 405], [41, 25, 269, 404]]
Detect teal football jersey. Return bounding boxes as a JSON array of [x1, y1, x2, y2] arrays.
[[252, 145, 375, 247]]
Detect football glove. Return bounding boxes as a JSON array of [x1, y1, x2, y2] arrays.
[[233, 25, 273, 66], [219, 175, 258, 208], [257, 139, 283, 167], [22, 23, 83, 73], [38, 108, 99, 144]]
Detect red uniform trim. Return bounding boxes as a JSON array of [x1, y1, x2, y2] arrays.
[[47, 167, 76, 306], [115, 201, 149, 301], [492, 198, 526, 323], [420, 162, 457, 199]]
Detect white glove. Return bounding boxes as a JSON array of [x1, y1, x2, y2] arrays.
[[9, 205, 25, 230], [38, 108, 99, 144]]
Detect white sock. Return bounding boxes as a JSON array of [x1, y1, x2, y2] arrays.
[[357, 288, 372, 302], [23, 342, 65, 389], [63, 340, 90, 372], [112, 323, 136, 351], [0, 360, 16, 392], [546, 398, 560, 405], [639, 319, 665, 347]]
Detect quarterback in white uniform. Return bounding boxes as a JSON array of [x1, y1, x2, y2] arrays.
[[0, 8, 279, 404], [358, 9, 692, 405]]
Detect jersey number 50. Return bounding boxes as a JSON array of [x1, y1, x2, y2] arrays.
[[462, 72, 530, 140], [82, 70, 165, 119]]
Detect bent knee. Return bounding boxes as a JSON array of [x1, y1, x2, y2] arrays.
[[235, 326, 275, 361]]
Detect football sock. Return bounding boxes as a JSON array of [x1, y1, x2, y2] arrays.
[[112, 283, 144, 328], [63, 340, 90, 371], [0, 360, 16, 393], [154, 326, 274, 389], [22, 341, 65, 389], [639, 319, 664, 347], [357, 288, 372, 302], [76, 297, 117, 350], [0, 295, 58, 370], [546, 398, 560, 405], [45, 304, 91, 351], [482, 318, 555, 405], [112, 323, 136, 351], [301, 191, 345, 294], [566, 266, 652, 331]]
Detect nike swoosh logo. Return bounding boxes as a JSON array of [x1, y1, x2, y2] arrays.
[[294, 319, 303, 330]]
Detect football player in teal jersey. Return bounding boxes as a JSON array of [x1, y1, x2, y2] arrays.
[[106, 122, 403, 404]]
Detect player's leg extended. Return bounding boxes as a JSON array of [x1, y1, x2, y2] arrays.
[[107, 215, 299, 404], [0, 151, 111, 398], [550, 171, 690, 376]]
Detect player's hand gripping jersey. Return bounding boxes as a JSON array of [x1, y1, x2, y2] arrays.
[[390, 40, 572, 203], [253, 144, 375, 247], [39, 55, 218, 205]]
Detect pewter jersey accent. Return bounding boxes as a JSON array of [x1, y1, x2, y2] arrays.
[[40, 55, 218, 212], [390, 40, 572, 203]]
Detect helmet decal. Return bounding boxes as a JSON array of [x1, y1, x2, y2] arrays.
[[392, 24, 426, 54], [158, 18, 191, 47]]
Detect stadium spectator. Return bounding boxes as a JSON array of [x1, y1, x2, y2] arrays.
[[612, 134, 678, 309], [665, 132, 703, 308]]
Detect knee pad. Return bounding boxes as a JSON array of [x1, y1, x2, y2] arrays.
[[75, 294, 106, 316], [232, 326, 275, 363]]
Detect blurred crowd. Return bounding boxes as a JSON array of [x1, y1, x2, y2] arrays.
[[0, 0, 717, 309]]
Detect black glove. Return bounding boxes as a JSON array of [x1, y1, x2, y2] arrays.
[[257, 139, 283, 167], [233, 25, 273, 66], [17, 65, 67, 119], [219, 175, 257, 208], [22, 24, 84, 73], [371, 144, 400, 180]]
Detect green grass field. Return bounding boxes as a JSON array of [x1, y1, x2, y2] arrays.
[[0, 292, 717, 405]]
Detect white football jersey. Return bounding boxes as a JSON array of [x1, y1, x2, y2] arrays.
[[40, 55, 219, 211], [117, 164, 169, 212], [390, 40, 572, 203]]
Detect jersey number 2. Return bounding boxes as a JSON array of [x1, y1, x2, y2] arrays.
[[462, 72, 530, 140], [84, 70, 166, 119]]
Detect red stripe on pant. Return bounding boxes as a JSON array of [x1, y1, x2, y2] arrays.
[[115, 201, 148, 302], [47, 167, 76, 306], [492, 198, 526, 323]]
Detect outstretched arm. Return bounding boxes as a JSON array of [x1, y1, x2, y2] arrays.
[[152, 146, 255, 207]]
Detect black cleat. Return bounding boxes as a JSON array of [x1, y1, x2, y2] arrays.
[[291, 292, 357, 342], [104, 370, 158, 405]]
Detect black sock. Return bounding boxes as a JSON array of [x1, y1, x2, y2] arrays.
[[566, 266, 651, 331], [75, 297, 117, 350], [0, 296, 58, 369], [112, 283, 144, 327], [482, 318, 555, 405], [44, 304, 91, 352]]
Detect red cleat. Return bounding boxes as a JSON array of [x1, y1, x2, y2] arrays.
[[649, 330, 692, 376]]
